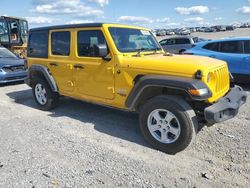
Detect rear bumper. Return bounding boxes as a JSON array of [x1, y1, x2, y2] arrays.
[[204, 86, 247, 124]]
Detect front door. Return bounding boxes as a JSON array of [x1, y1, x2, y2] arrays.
[[73, 29, 115, 100]]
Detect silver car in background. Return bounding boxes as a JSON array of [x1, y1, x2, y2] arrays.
[[159, 36, 206, 54]]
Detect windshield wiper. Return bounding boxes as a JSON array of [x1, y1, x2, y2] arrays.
[[136, 48, 150, 56], [135, 48, 162, 56]]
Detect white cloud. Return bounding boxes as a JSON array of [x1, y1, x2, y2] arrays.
[[25, 16, 57, 24], [118, 16, 153, 24], [155, 17, 170, 23], [66, 20, 93, 24], [165, 22, 180, 27], [214, 17, 223, 21], [175, 6, 209, 15], [31, 0, 103, 18], [236, 6, 250, 14], [89, 0, 109, 7], [184, 17, 204, 24]]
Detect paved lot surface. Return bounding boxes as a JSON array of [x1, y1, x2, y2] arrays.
[[0, 82, 249, 188]]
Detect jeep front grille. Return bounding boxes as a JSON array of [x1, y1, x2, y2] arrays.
[[213, 66, 229, 95]]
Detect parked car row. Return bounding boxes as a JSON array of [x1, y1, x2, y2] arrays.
[[155, 25, 240, 36]]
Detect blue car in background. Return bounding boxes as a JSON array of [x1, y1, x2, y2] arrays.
[[0, 47, 27, 83], [185, 38, 250, 83]]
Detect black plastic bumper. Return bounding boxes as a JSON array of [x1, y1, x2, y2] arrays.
[[204, 86, 247, 124]]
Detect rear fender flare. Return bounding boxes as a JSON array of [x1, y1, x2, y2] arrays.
[[27, 64, 58, 92]]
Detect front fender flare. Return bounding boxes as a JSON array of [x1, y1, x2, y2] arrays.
[[125, 75, 211, 110]]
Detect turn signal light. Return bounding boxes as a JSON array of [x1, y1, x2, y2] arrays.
[[189, 88, 209, 96]]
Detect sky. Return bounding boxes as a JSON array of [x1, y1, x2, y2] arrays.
[[0, 0, 250, 29]]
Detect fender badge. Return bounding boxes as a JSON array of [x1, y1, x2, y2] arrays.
[[117, 88, 127, 96]]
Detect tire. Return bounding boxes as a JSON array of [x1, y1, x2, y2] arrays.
[[179, 49, 186, 54], [139, 95, 198, 154], [32, 78, 59, 111]]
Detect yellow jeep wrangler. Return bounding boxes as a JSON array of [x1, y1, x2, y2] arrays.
[[25, 23, 247, 154]]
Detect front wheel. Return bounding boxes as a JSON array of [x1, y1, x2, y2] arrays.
[[139, 95, 198, 154]]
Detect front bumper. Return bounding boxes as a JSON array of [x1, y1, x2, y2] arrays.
[[0, 71, 27, 84], [204, 86, 247, 124]]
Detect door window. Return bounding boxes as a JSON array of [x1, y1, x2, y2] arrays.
[[244, 41, 250, 54], [77, 30, 107, 57], [220, 41, 243, 54], [51, 31, 70, 56], [165, 39, 176, 45], [159, 39, 167, 45], [175, 38, 190, 45]]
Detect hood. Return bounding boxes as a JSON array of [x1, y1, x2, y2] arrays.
[[0, 58, 25, 68], [120, 53, 226, 77]]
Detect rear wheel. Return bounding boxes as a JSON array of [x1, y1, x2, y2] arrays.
[[32, 78, 59, 111], [139, 95, 198, 154]]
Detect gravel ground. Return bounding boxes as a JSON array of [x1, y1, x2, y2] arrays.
[[0, 82, 249, 188]]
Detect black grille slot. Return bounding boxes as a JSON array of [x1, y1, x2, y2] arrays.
[[2, 65, 25, 73]]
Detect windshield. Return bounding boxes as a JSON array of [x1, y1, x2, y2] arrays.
[[109, 27, 162, 53], [0, 19, 9, 43], [193, 37, 206, 43], [0, 48, 17, 58]]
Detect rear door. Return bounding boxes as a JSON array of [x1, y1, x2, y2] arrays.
[[48, 30, 74, 93], [242, 40, 250, 75], [217, 41, 244, 74]]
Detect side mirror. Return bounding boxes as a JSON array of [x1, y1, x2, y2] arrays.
[[97, 44, 111, 61]]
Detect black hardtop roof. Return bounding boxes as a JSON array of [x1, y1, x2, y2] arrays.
[[29, 23, 104, 32]]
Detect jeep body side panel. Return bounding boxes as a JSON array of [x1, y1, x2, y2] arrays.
[[26, 64, 58, 92], [125, 75, 212, 109]]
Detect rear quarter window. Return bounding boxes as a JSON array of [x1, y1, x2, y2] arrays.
[[203, 42, 220, 52], [28, 31, 48, 58]]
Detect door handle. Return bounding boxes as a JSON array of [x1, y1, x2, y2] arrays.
[[242, 57, 250, 61], [49, 62, 58, 67], [209, 55, 216, 58], [74, 64, 84, 69]]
